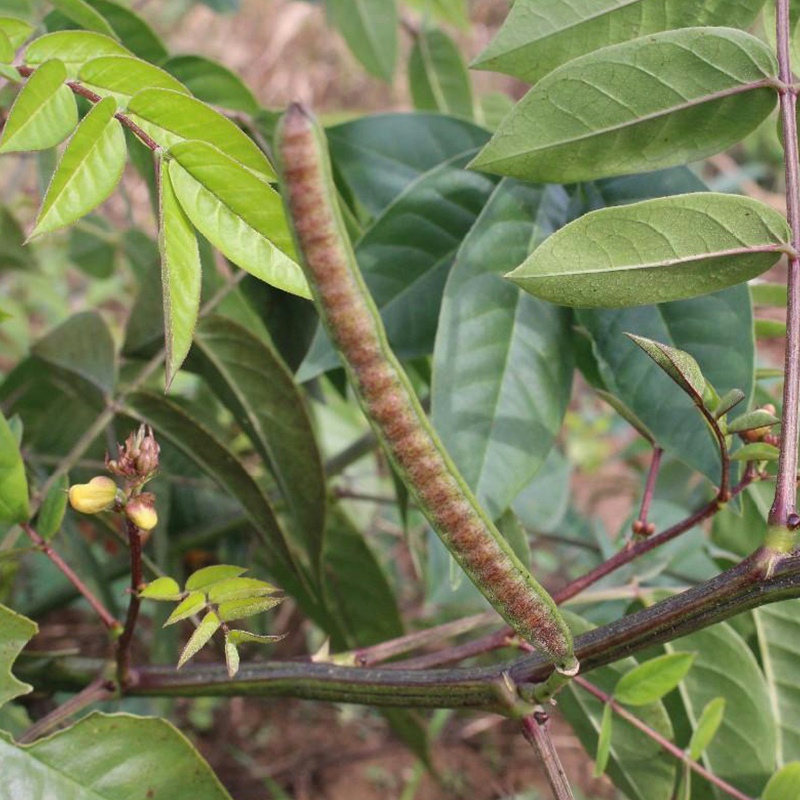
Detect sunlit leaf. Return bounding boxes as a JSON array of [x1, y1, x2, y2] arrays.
[[79, 55, 189, 104], [50, 0, 116, 36], [764, 764, 800, 800], [206, 577, 279, 603], [614, 653, 695, 706], [186, 564, 247, 592], [177, 611, 221, 668], [0, 15, 33, 48], [139, 576, 183, 601], [163, 591, 207, 626], [227, 629, 285, 646], [688, 697, 726, 761], [217, 595, 284, 622], [24, 30, 129, 74], [224, 638, 239, 677]]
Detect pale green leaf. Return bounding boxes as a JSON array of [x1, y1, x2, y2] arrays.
[[162, 54, 258, 114], [594, 702, 613, 777], [408, 27, 473, 118], [614, 652, 695, 706], [24, 30, 129, 75], [127, 88, 275, 180], [0, 28, 12, 61], [217, 595, 284, 622], [688, 697, 726, 761], [186, 564, 247, 592], [763, 763, 800, 800], [206, 577, 280, 603], [167, 140, 309, 298], [0, 713, 233, 799], [50, 0, 116, 36], [227, 629, 284, 646], [30, 96, 125, 237], [0, 15, 34, 48], [78, 55, 189, 105], [730, 442, 780, 461], [177, 610, 221, 667], [0, 59, 78, 153], [326, 0, 398, 81], [0, 604, 36, 710], [508, 193, 790, 308], [0, 409, 29, 523], [470, 28, 778, 184], [36, 472, 68, 540], [139, 576, 183, 601], [224, 639, 239, 677], [406, 0, 468, 28], [159, 158, 201, 387], [163, 591, 206, 626], [473, 0, 767, 84], [626, 335, 705, 401]]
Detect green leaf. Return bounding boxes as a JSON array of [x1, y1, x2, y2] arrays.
[[751, 281, 788, 307], [626, 335, 705, 401], [715, 388, 746, 418], [50, 0, 116, 36], [614, 652, 695, 706], [78, 55, 189, 104], [727, 409, 779, 433], [0, 15, 34, 48], [298, 149, 497, 379], [36, 472, 68, 539], [327, 112, 489, 217], [730, 442, 780, 462], [594, 702, 613, 777], [509, 193, 790, 308], [668, 622, 777, 796], [326, 0, 398, 81], [224, 638, 239, 677], [688, 697, 726, 761], [763, 763, 800, 800], [408, 27, 473, 118], [207, 577, 279, 603], [227, 629, 285, 646], [496, 508, 531, 565], [432, 180, 573, 519], [159, 157, 201, 387], [186, 564, 247, 591], [192, 316, 326, 572], [0, 27, 12, 61], [0, 713, 232, 799], [470, 28, 778, 184], [0, 410, 29, 524], [24, 30, 130, 74], [754, 600, 800, 765], [0, 59, 78, 153], [81, 0, 167, 62], [128, 88, 275, 180], [473, 0, 767, 84], [162, 54, 259, 114], [163, 591, 206, 625], [178, 610, 221, 667], [139, 576, 183, 601], [0, 604, 36, 710], [217, 595, 284, 622], [166, 140, 309, 299], [756, 318, 787, 338], [0, 206, 35, 270], [69, 215, 116, 277], [30, 96, 125, 237]]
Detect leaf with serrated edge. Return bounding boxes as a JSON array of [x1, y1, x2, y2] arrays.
[[159, 159, 201, 387], [186, 564, 247, 592], [207, 577, 279, 603], [470, 28, 778, 184], [0, 604, 36, 710], [0, 16, 34, 49], [128, 88, 275, 179], [24, 31, 130, 75], [163, 591, 206, 626], [224, 639, 239, 677], [177, 611, 221, 668], [140, 576, 183, 601], [218, 595, 284, 623], [508, 193, 790, 309], [31, 96, 125, 237], [51, 0, 116, 36], [627, 335, 705, 402], [688, 697, 726, 761], [0, 60, 78, 153], [614, 653, 695, 706], [0, 410, 29, 524], [167, 140, 309, 298], [79, 55, 189, 105]]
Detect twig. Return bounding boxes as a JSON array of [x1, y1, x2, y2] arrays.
[[633, 446, 662, 535], [116, 518, 144, 687], [574, 676, 756, 800], [521, 711, 575, 800], [697, 404, 731, 501]]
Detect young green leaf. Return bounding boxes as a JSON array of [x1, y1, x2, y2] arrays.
[[24, 30, 129, 74], [185, 564, 247, 592], [0, 15, 34, 48], [30, 96, 125, 237], [626, 335, 705, 402], [688, 697, 726, 760], [217, 595, 284, 623], [507, 193, 790, 308], [161, 54, 258, 114], [139, 576, 183, 601], [470, 28, 778, 184], [226, 629, 285, 646], [714, 388, 746, 418], [408, 27, 473, 119], [0, 604, 36, 710], [614, 653, 695, 706], [0, 410, 29, 524], [78, 55, 189, 104], [763, 763, 800, 800], [326, 0, 398, 81], [163, 591, 206, 626], [50, 0, 116, 37], [158, 158, 201, 387], [166, 140, 310, 298], [177, 610, 221, 668], [207, 577, 280, 604], [472, 0, 767, 85], [127, 88, 275, 180], [727, 409, 780, 434], [594, 702, 613, 777], [36, 472, 68, 540], [224, 638, 240, 677], [0, 59, 78, 153], [730, 442, 780, 462]]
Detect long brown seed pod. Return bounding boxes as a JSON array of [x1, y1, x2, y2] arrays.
[[276, 104, 578, 675]]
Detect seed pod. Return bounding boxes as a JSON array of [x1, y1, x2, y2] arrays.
[[275, 104, 577, 674]]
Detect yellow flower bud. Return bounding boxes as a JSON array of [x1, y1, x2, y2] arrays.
[[68, 476, 118, 515], [125, 496, 158, 531]]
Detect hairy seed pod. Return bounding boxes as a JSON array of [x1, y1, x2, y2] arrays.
[[276, 104, 577, 674]]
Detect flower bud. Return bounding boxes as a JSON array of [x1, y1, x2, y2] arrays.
[[125, 495, 158, 531], [68, 476, 118, 515]]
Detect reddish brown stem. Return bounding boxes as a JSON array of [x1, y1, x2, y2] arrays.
[[521, 711, 575, 800], [21, 523, 120, 632], [574, 676, 756, 800], [633, 446, 662, 535], [116, 518, 144, 687]]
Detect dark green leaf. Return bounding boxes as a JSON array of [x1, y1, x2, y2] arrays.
[[0, 206, 35, 270], [81, 0, 167, 62], [326, 0, 398, 81], [50, 0, 116, 36], [69, 216, 116, 278], [496, 509, 531, 565], [614, 652, 695, 706], [36, 473, 68, 539], [626, 335, 705, 401], [470, 28, 777, 184], [432, 180, 573, 519], [162, 54, 258, 114], [0, 604, 36, 710], [688, 697, 726, 761]]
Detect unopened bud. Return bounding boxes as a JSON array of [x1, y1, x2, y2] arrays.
[[68, 476, 118, 515], [125, 495, 158, 531]]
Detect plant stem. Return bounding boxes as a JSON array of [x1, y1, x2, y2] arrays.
[[116, 518, 144, 687], [771, 0, 800, 528], [633, 446, 662, 534], [574, 677, 756, 800], [697, 405, 731, 501], [20, 523, 120, 632], [521, 711, 575, 800]]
